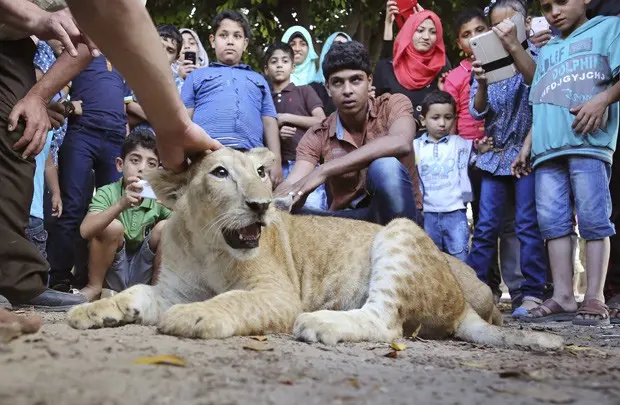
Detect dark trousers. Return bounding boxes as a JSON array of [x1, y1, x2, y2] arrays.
[[467, 172, 548, 299], [296, 157, 423, 226], [47, 125, 123, 283], [605, 147, 620, 299], [0, 39, 48, 302]]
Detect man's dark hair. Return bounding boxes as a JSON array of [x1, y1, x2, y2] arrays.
[[212, 9, 252, 40], [122, 128, 158, 159], [454, 8, 487, 35], [322, 41, 372, 82], [263, 42, 294, 67], [421, 90, 457, 116], [157, 24, 183, 58]]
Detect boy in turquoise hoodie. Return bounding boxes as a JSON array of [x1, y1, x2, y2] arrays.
[[523, 0, 620, 326]]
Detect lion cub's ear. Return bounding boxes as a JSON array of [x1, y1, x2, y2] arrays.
[[246, 147, 275, 168], [145, 168, 192, 209]]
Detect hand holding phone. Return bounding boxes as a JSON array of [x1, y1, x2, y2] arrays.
[[531, 17, 550, 35], [184, 51, 197, 65]]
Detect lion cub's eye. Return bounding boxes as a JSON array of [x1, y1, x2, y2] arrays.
[[257, 166, 266, 178], [210, 167, 229, 178]]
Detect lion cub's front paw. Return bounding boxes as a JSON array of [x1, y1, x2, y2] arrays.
[[158, 304, 234, 339], [67, 294, 137, 329], [294, 310, 398, 345]]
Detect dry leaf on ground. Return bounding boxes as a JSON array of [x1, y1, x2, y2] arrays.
[[243, 342, 274, 352], [391, 341, 406, 351], [565, 345, 608, 357], [460, 362, 490, 370], [348, 378, 361, 389], [384, 351, 398, 358], [133, 354, 187, 367], [499, 369, 546, 381]]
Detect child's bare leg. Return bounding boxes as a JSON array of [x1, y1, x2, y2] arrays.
[[81, 220, 124, 301], [547, 236, 578, 311], [575, 238, 610, 322], [148, 220, 166, 285]]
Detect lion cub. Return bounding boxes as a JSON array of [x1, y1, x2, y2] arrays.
[[67, 148, 562, 351]]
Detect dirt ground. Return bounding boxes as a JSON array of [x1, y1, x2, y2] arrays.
[[0, 309, 618, 405]]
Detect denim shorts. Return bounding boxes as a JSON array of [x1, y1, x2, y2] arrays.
[[104, 233, 156, 292], [423, 209, 470, 261], [535, 156, 615, 240]]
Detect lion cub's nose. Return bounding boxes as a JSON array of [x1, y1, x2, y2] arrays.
[[245, 200, 271, 215]]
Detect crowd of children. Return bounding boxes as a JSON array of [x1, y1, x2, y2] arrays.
[[0, 0, 619, 328]]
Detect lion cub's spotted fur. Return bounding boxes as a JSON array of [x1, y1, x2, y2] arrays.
[[67, 148, 562, 350]]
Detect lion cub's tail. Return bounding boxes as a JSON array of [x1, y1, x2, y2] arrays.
[[455, 305, 564, 351]]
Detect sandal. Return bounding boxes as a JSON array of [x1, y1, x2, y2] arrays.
[[572, 299, 610, 326], [607, 295, 620, 325], [521, 299, 576, 323]]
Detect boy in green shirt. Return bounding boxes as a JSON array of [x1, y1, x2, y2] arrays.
[[77, 129, 170, 301]]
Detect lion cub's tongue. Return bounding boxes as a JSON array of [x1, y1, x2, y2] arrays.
[[239, 223, 261, 240]]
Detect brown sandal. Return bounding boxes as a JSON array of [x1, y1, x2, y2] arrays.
[[521, 299, 576, 323], [573, 299, 610, 326]]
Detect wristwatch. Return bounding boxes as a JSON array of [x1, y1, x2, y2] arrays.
[[61, 99, 75, 117]]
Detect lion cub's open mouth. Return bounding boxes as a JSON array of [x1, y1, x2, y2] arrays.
[[222, 223, 262, 249]]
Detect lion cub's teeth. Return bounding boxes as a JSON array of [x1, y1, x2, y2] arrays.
[[239, 234, 244, 240]]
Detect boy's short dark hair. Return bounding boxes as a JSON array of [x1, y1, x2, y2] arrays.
[[322, 41, 372, 82], [122, 128, 158, 160], [212, 9, 252, 40], [157, 24, 183, 58], [421, 90, 457, 116], [263, 42, 294, 67], [454, 8, 487, 35]]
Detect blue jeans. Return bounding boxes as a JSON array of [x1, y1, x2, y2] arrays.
[[536, 156, 614, 241], [424, 209, 469, 261], [296, 157, 423, 226], [466, 172, 547, 299], [47, 125, 124, 283], [282, 160, 328, 211], [25, 216, 47, 260]]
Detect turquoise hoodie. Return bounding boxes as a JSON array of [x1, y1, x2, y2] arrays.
[[314, 31, 352, 84], [530, 16, 620, 167], [282, 26, 319, 85]]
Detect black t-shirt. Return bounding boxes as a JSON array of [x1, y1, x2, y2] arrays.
[[587, 0, 620, 17], [373, 59, 448, 136], [309, 82, 337, 116], [374, 40, 450, 136]]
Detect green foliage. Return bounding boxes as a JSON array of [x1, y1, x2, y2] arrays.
[[147, 0, 531, 70]]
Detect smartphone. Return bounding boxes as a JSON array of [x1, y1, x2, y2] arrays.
[[395, 0, 418, 29], [137, 179, 157, 199], [184, 51, 197, 65], [531, 17, 551, 34]]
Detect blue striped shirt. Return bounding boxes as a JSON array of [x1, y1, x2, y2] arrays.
[[181, 62, 277, 150]]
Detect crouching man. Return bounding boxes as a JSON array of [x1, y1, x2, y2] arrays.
[[275, 41, 423, 226]]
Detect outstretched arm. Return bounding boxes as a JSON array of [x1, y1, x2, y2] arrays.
[[66, 0, 222, 172]]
